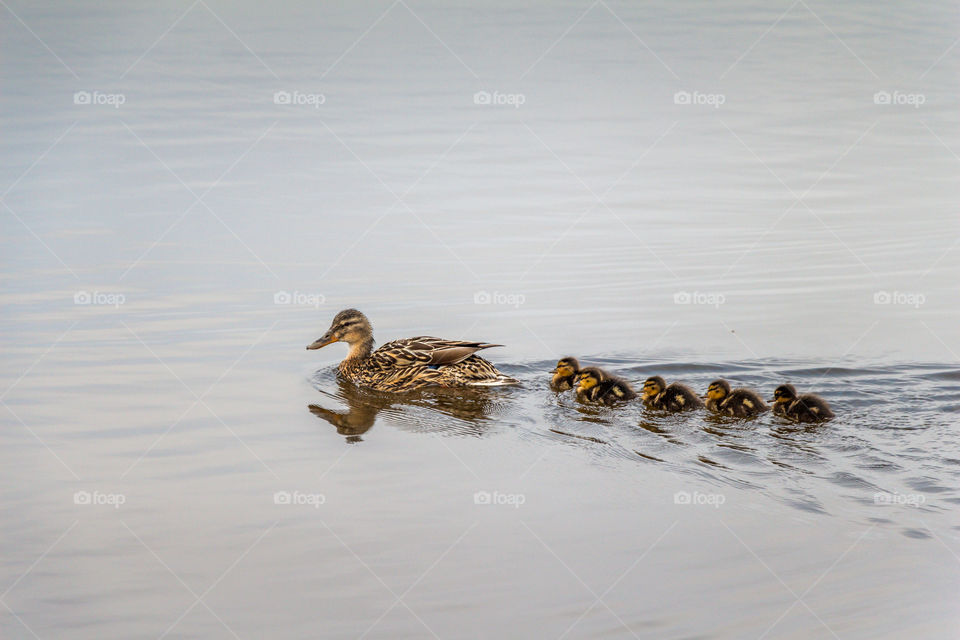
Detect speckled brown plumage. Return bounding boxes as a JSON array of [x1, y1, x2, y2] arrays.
[[307, 310, 517, 392]]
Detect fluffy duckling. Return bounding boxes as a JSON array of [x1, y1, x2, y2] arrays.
[[771, 384, 834, 423], [550, 357, 580, 392], [705, 379, 769, 418], [642, 376, 704, 412], [575, 367, 637, 405]]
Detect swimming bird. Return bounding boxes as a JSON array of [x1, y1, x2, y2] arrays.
[[550, 357, 580, 392], [575, 367, 637, 405], [642, 376, 704, 412], [771, 384, 834, 423], [306, 309, 517, 391], [705, 379, 768, 418]]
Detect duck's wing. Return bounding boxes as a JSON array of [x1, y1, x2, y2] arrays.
[[375, 337, 504, 367]]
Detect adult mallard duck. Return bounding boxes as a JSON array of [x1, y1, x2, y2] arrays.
[[705, 379, 768, 418], [575, 367, 637, 405], [642, 376, 704, 412], [306, 309, 518, 392], [771, 384, 834, 423]]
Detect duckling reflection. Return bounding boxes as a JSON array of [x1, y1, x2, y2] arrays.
[[309, 376, 501, 442]]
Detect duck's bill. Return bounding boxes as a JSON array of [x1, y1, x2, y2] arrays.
[[306, 336, 337, 350]]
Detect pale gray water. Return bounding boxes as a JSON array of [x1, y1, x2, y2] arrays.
[[2, 1, 959, 638]]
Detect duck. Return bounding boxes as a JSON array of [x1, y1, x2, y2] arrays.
[[550, 357, 580, 392], [771, 384, 834, 423], [705, 379, 768, 418], [575, 367, 637, 405], [642, 376, 704, 412], [306, 309, 518, 392]]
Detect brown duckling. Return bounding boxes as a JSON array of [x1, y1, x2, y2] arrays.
[[771, 384, 834, 423], [575, 367, 637, 406], [705, 379, 769, 418], [550, 357, 580, 392], [642, 376, 704, 412]]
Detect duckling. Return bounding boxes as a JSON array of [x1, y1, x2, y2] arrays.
[[771, 384, 834, 423], [550, 357, 580, 392], [575, 367, 637, 405], [705, 379, 769, 418], [642, 376, 704, 412]]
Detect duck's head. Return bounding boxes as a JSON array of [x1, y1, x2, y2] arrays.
[[551, 357, 580, 377], [772, 384, 797, 405], [642, 376, 666, 399], [307, 309, 373, 350], [706, 379, 731, 401], [576, 367, 604, 392]]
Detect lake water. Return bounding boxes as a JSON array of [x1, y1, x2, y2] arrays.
[[2, 1, 959, 637]]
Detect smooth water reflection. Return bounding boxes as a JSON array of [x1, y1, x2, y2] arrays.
[[308, 374, 506, 442]]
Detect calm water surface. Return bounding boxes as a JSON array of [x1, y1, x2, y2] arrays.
[[2, 1, 959, 638]]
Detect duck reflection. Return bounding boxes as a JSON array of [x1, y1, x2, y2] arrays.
[[308, 394, 380, 444], [308, 376, 505, 442]]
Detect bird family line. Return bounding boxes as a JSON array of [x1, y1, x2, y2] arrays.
[[308, 309, 834, 423], [551, 357, 833, 423]]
